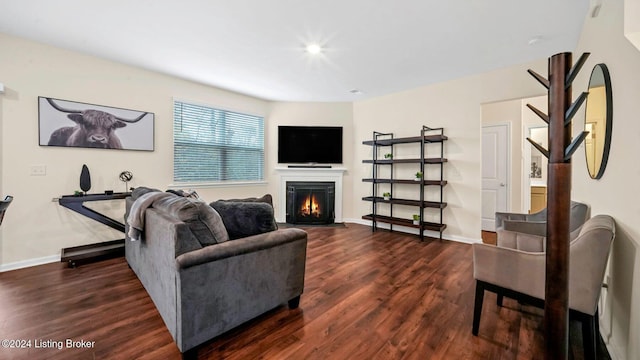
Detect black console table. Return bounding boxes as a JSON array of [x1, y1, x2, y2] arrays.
[[58, 192, 131, 267]]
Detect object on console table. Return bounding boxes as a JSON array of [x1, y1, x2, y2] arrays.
[[80, 164, 91, 194], [58, 192, 131, 267]]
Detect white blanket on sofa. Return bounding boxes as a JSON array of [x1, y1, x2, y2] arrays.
[[127, 192, 173, 241]]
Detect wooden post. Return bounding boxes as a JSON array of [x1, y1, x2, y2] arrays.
[[526, 51, 590, 360], [544, 52, 572, 360]]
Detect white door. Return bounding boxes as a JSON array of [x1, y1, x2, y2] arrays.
[[481, 125, 509, 231]]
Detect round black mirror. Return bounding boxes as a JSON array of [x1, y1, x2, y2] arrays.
[[584, 64, 612, 179]]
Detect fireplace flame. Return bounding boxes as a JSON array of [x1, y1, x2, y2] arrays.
[[300, 194, 321, 217]]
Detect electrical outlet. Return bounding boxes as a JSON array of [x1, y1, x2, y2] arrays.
[[30, 165, 46, 176]]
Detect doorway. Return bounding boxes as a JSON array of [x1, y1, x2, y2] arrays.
[[481, 95, 547, 232], [481, 124, 509, 231]]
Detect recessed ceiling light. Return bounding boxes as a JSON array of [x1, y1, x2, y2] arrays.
[[349, 89, 363, 95], [306, 43, 322, 54]]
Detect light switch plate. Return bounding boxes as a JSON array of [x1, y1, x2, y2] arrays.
[[30, 165, 46, 176]]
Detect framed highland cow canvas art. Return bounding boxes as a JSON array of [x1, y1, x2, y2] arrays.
[[38, 96, 155, 151]]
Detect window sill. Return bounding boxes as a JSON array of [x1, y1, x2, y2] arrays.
[[168, 180, 268, 189]]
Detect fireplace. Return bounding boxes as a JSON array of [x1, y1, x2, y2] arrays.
[[276, 166, 345, 223], [286, 181, 335, 225]]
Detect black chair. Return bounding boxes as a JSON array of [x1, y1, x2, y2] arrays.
[[0, 196, 13, 226]]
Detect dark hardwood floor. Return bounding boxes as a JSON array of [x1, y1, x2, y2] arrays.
[[0, 224, 597, 359]]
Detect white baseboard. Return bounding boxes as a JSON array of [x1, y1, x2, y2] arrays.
[[343, 218, 481, 244], [0, 255, 60, 272]]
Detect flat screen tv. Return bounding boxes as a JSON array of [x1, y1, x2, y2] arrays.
[[278, 126, 343, 164]]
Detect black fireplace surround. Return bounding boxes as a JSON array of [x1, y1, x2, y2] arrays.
[[286, 181, 335, 225]]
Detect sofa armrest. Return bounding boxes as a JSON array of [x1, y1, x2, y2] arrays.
[[174, 227, 307, 351], [176, 228, 307, 269], [472, 243, 545, 299], [502, 220, 546, 237]]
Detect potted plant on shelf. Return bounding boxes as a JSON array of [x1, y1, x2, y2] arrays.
[[384, 153, 393, 159], [414, 171, 423, 181], [412, 214, 420, 225], [383, 192, 391, 200]]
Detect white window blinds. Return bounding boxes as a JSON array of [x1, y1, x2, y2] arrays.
[[173, 100, 264, 183]]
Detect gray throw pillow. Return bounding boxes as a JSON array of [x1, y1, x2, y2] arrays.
[[210, 201, 277, 240], [152, 195, 229, 246]]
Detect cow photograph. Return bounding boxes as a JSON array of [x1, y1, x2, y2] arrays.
[[38, 97, 154, 151]]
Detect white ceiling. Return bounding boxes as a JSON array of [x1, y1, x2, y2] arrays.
[[0, 0, 589, 102]]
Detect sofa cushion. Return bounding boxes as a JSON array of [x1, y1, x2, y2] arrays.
[[216, 194, 273, 207], [152, 195, 229, 246], [210, 201, 277, 240]]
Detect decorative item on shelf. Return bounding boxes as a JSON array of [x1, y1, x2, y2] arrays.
[[412, 214, 420, 225], [414, 171, 423, 181], [119, 170, 133, 191], [80, 164, 91, 195], [383, 192, 391, 200], [384, 153, 393, 159]]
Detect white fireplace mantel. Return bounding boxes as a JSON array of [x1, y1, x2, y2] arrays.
[[275, 166, 347, 223]]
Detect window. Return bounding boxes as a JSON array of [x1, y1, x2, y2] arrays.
[[173, 100, 264, 184]]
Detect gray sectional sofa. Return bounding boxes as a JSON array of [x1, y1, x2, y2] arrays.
[[124, 188, 307, 357]]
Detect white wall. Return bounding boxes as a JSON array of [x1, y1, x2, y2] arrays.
[[571, 0, 640, 358], [0, 33, 271, 267], [0, 33, 355, 269], [265, 102, 354, 219], [353, 62, 546, 242]]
